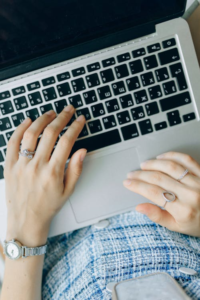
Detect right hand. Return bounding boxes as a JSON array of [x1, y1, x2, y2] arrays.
[[4, 105, 87, 246]]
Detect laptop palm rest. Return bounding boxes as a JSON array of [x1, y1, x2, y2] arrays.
[[69, 147, 141, 223]]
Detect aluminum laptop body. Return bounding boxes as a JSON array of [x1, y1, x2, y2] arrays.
[[0, 0, 200, 241]]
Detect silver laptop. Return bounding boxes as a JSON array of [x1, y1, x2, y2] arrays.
[[0, 0, 200, 240]]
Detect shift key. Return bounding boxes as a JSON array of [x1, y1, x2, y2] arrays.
[[69, 129, 121, 158], [160, 92, 191, 112]]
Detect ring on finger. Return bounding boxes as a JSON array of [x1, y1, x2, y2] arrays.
[[19, 148, 36, 159], [162, 190, 176, 209], [176, 169, 189, 182]]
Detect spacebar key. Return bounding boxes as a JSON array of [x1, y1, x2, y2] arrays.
[[69, 129, 121, 158]]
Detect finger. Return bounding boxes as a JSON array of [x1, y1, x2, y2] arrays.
[[19, 110, 57, 164], [5, 117, 32, 168], [35, 105, 76, 163], [49, 115, 86, 171], [140, 159, 200, 189], [123, 179, 180, 214], [156, 152, 200, 177], [126, 170, 187, 203], [135, 203, 178, 232], [63, 148, 87, 199]]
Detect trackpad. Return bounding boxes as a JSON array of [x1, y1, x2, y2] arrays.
[[69, 147, 141, 223]]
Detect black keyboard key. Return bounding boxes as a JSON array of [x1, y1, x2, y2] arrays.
[[139, 119, 153, 135], [112, 81, 126, 95], [170, 63, 187, 90], [91, 103, 106, 118], [162, 38, 176, 49], [117, 53, 131, 63], [129, 60, 143, 75], [155, 67, 170, 82], [131, 106, 145, 121], [14, 96, 28, 110], [183, 112, 196, 122], [87, 62, 101, 72], [97, 86, 112, 100], [43, 87, 57, 101], [5, 131, 14, 141], [3, 148, 6, 156], [144, 55, 158, 70], [72, 67, 85, 77], [160, 92, 191, 112], [88, 119, 103, 134], [54, 99, 67, 114], [134, 90, 148, 104], [12, 86, 26, 96], [57, 82, 71, 96], [27, 81, 40, 91], [57, 72, 70, 82], [102, 57, 115, 67], [28, 92, 43, 106], [102, 115, 117, 129], [158, 48, 180, 65], [83, 90, 98, 104], [78, 125, 88, 139], [86, 74, 100, 88], [40, 104, 54, 115], [119, 94, 134, 109], [69, 129, 121, 158], [0, 165, 4, 179], [0, 151, 4, 163], [148, 86, 162, 100], [11, 113, 25, 127], [126, 77, 140, 91], [105, 99, 120, 113], [0, 135, 6, 147], [163, 80, 177, 95], [42, 77, 55, 86], [121, 123, 139, 141], [145, 102, 159, 116], [132, 48, 146, 58], [0, 91, 11, 101], [26, 108, 40, 121], [76, 108, 91, 120], [0, 101, 14, 115], [67, 114, 76, 126], [147, 43, 161, 53], [0, 117, 12, 131], [115, 64, 129, 79], [117, 110, 131, 125], [100, 69, 115, 83], [71, 78, 86, 93], [141, 72, 155, 86], [68, 95, 83, 108], [167, 110, 181, 127], [155, 121, 168, 131]]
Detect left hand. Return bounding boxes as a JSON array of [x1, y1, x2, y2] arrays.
[[123, 152, 200, 237]]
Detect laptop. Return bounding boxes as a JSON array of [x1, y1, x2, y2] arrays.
[[0, 0, 200, 240]]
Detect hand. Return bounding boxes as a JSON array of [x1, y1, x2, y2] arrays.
[[4, 105, 87, 246], [123, 152, 200, 237]]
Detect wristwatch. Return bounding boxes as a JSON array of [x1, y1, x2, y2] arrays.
[[3, 239, 47, 260]]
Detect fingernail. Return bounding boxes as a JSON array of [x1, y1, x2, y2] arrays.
[[64, 105, 74, 112], [76, 115, 85, 122], [80, 150, 87, 162], [46, 110, 55, 115], [22, 117, 30, 123], [123, 179, 132, 185]]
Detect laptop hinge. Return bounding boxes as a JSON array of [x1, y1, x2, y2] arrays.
[[0, 23, 155, 82]]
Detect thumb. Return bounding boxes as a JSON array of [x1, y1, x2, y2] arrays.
[[63, 148, 87, 197], [135, 203, 177, 231]]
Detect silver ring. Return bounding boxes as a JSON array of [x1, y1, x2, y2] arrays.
[[18, 149, 36, 159], [177, 169, 189, 182], [162, 191, 176, 209]]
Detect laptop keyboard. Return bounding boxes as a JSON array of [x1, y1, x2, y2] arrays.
[[0, 37, 196, 180]]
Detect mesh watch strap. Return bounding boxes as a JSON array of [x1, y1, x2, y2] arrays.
[[22, 244, 47, 258]]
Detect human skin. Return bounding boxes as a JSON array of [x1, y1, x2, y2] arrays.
[[1, 7, 200, 300]]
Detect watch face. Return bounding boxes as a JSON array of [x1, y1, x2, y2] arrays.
[[6, 242, 20, 260]]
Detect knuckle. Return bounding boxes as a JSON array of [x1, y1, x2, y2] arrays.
[[23, 129, 36, 141], [190, 191, 200, 205], [168, 161, 177, 173], [73, 166, 82, 178], [44, 126, 58, 138], [151, 172, 162, 183], [59, 134, 72, 146], [148, 185, 160, 197], [185, 207, 197, 221]]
